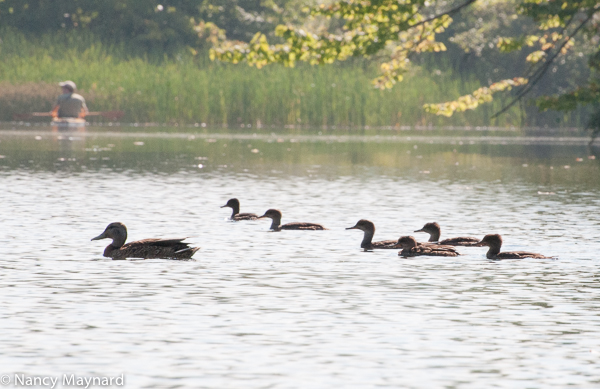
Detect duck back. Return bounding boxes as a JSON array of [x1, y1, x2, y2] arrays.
[[372, 239, 398, 249], [493, 251, 553, 260], [233, 212, 259, 221], [108, 238, 199, 260], [280, 222, 327, 230], [400, 246, 460, 258], [438, 237, 480, 246]]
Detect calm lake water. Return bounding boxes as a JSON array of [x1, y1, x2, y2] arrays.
[[1, 125, 599, 388]]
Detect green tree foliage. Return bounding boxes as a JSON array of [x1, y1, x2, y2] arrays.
[[422, 0, 590, 125], [212, 0, 465, 88], [211, 0, 600, 125], [196, 0, 309, 42], [0, 0, 306, 54], [0, 1, 198, 54]]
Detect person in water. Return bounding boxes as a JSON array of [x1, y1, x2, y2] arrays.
[[51, 81, 89, 119]]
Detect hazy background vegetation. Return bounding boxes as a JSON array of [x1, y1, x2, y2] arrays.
[[0, 0, 592, 128]]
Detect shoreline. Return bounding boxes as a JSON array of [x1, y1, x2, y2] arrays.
[[0, 127, 594, 146]]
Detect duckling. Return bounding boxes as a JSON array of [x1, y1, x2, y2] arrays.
[[396, 236, 460, 258], [414, 222, 479, 246], [91, 222, 199, 260], [258, 209, 327, 231], [346, 219, 400, 251], [346, 220, 455, 251], [221, 198, 259, 221], [474, 234, 555, 260]]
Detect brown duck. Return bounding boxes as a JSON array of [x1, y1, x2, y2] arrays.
[[396, 236, 460, 258], [346, 219, 456, 251], [258, 209, 327, 231], [346, 219, 400, 251], [221, 198, 259, 221], [414, 222, 479, 246], [91, 222, 199, 260], [474, 234, 555, 260]]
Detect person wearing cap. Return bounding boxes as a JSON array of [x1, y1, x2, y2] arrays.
[[51, 81, 89, 119]]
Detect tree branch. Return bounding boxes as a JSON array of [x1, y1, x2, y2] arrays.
[[492, 11, 596, 118], [520, 14, 577, 82]]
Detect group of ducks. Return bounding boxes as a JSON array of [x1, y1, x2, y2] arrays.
[[91, 198, 555, 260]]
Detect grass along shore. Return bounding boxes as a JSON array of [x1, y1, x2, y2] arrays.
[[0, 30, 525, 127]]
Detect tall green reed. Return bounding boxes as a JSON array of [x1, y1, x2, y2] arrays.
[[0, 29, 523, 127]]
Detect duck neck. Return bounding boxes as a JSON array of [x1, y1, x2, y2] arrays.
[[361, 230, 374, 250], [428, 230, 440, 242], [486, 245, 501, 259], [103, 245, 118, 257], [111, 235, 126, 249], [269, 216, 281, 231], [230, 203, 240, 218]]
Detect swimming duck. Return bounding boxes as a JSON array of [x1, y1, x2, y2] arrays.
[[91, 222, 199, 260], [346, 219, 400, 251], [396, 236, 460, 257], [346, 219, 456, 251], [258, 209, 327, 231], [414, 222, 479, 246], [474, 234, 554, 260], [221, 198, 259, 220]]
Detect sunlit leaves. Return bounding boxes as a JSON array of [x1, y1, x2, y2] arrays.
[[539, 15, 562, 29], [212, 0, 600, 120], [497, 37, 522, 52], [212, 0, 459, 88], [497, 35, 540, 52], [423, 77, 529, 116], [526, 50, 546, 63]]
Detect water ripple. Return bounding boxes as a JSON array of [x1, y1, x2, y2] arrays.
[[0, 130, 599, 388]]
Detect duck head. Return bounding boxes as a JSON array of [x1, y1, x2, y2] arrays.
[[396, 236, 418, 249], [346, 219, 376, 250], [258, 209, 282, 220], [220, 198, 240, 209], [414, 222, 441, 242], [221, 198, 240, 218], [474, 234, 503, 248], [258, 209, 282, 230], [91, 222, 128, 248], [346, 219, 375, 233]]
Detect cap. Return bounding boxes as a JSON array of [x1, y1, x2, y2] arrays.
[[59, 80, 76, 91]]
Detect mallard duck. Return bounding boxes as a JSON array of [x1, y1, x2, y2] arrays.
[[414, 222, 479, 246], [258, 209, 327, 231], [221, 198, 259, 220], [91, 222, 199, 260], [474, 234, 555, 260], [396, 236, 460, 257], [346, 219, 400, 251]]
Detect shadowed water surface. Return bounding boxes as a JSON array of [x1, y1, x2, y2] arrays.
[[1, 127, 599, 388]]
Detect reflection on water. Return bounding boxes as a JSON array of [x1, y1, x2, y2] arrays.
[[1, 127, 599, 388]]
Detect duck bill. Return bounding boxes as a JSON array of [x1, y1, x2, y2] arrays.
[[220, 205, 228, 208], [473, 241, 486, 247], [414, 228, 425, 233], [91, 231, 107, 241], [345, 225, 358, 230], [257, 214, 268, 219]]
